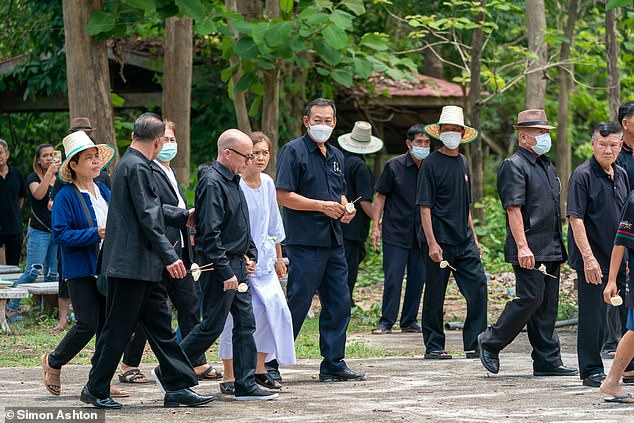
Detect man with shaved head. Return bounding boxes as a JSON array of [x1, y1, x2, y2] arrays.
[[171, 129, 278, 401]]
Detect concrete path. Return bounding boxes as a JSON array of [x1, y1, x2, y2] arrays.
[[1, 330, 633, 422]]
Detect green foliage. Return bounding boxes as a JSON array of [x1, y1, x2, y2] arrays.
[[473, 195, 512, 274]]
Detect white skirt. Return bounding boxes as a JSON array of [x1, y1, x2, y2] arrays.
[[218, 271, 296, 366]]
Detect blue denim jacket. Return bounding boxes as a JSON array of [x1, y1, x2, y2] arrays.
[[51, 182, 110, 280]]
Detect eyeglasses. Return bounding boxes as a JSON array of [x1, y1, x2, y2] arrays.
[[227, 148, 255, 162]]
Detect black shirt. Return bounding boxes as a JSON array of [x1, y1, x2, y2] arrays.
[[195, 160, 257, 281], [614, 192, 634, 307], [375, 152, 421, 249], [497, 147, 566, 263], [276, 134, 347, 247], [567, 157, 629, 272], [342, 153, 374, 242], [616, 143, 634, 191], [416, 151, 472, 246], [26, 172, 52, 232], [0, 165, 26, 235]]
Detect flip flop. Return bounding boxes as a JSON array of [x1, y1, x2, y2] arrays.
[[604, 393, 634, 403], [196, 365, 223, 380]]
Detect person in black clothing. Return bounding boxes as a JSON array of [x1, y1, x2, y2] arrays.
[[173, 129, 278, 401], [81, 112, 212, 409], [0, 139, 26, 266], [567, 122, 630, 387], [337, 121, 382, 304], [417, 105, 487, 360], [371, 124, 429, 335], [478, 109, 577, 377]]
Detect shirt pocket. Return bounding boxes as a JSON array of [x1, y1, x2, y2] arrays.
[[327, 160, 345, 197]]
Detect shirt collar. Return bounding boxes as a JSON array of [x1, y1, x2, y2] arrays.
[[211, 160, 239, 183], [623, 143, 633, 154], [302, 132, 319, 152], [404, 152, 416, 167], [128, 147, 152, 164], [517, 146, 539, 164]]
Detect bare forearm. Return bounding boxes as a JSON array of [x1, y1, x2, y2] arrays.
[[507, 206, 528, 249], [277, 190, 324, 212], [359, 200, 373, 219], [468, 212, 479, 244], [420, 206, 436, 245], [372, 194, 386, 229], [569, 217, 594, 259], [31, 178, 52, 201], [608, 245, 626, 283]]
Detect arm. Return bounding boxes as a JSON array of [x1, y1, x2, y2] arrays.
[[340, 194, 356, 224], [468, 211, 483, 256], [19, 197, 24, 208], [604, 245, 625, 303], [371, 192, 386, 251], [162, 204, 189, 228], [29, 164, 59, 200], [421, 206, 442, 262], [359, 200, 373, 220], [276, 189, 344, 219], [506, 206, 534, 269], [51, 195, 100, 248], [274, 243, 287, 280], [569, 217, 602, 284]]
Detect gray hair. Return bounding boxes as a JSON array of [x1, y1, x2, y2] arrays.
[[0, 139, 8, 152]]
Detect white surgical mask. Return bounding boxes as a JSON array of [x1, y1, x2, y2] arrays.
[[308, 124, 334, 143], [532, 133, 552, 155], [411, 146, 430, 160], [439, 131, 462, 149]]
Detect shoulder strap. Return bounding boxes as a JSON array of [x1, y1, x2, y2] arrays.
[[71, 185, 95, 228]]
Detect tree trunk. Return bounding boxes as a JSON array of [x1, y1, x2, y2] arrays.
[[556, 0, 578, 219], [525, 0, 548, 109], [225, 0, 252, 133], [468, 0, 486, 220], [606, 7, 620, 121], [62, 0, 117, 156], [262, 0, 281, 177], [163, 16, 193, 186]]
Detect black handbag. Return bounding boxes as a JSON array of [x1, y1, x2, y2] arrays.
[[71, 185, 108, 296]]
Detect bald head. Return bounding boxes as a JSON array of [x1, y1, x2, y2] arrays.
[[218, 129, 251, 153], [217, 129, 254, 175]]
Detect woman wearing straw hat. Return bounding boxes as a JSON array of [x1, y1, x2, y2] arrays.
[[40, 131, 132, 398], [337, 121, 382, 304], [416, 105, 488, 360]]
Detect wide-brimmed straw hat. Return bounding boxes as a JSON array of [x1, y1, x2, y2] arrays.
[[513, 109, 555, 130], [423, 105, 479, 144], [337, 121, 384, 154], [69, 117, 94, 133], [59, 131, 115, 183]]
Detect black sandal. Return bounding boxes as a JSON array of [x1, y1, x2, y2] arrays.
[[255, 373, 282, 389], [118, 368, 149, 383], [219, 381, 235, 395], [196, 365, 223, 380]]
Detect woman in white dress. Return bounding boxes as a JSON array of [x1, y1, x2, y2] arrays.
[[218, 131, 296, 393]]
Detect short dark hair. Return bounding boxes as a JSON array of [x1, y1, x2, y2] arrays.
[[592, 121, 622, 140], [406, 124, 427, 141], [618, 101, 634, 127], [305, 98, 336, 118], [133, 112, 165, 141]]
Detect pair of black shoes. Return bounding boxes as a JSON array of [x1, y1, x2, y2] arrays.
[[81, 384, 214, 409], [152, 367, 215, 407]]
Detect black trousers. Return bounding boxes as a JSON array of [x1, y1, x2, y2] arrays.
[[178, 257, 257, 396], [480, 262, 563, 370], [48, 277, 105, 369], [0, 233, 22, 266], [577, 271, 630, 379], [86, 277, 197, 399], [344, 239, 366, 302], [421, 239, 487, 352], [122, 273, 203, 368]]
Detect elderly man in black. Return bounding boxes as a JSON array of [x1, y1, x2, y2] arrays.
[[81, 113, 213, 409], [173, 129, 278, 401], [478, 109, 577, 377], [568, 122, 629, 387]]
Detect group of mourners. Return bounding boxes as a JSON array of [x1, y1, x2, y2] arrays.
[[3, 97, 634, 408]]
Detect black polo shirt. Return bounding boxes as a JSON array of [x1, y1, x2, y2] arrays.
[[0, 165, 26, 235], [276, 133, 346, 247], [375, 152, 421, 249], [617, 143, 634, 191], [614, 192, 634, 307], [416, 150, 472, 246], [195, 160, 257, 281], [497, 147, 566, 263], [342, 153, 374, 242], [567, 157, 629, 272]]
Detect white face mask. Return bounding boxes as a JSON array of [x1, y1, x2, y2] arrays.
[[439, 131, 462, 149], [308, 124, 334, 143], [532, 133, 552, 155]]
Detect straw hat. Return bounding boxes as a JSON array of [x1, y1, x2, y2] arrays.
[[513, 109, 555, 130], [423, 105, 479, 144], [58, 131, 115, 183], [337, 121, 384, 154], [69, 117, 94, 133]]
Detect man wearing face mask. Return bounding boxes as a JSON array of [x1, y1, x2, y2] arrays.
[[477, 109, 577, 377], [416, 106, 488, 360], [275, 98, 366, 382], [370, 124, 429, 335]]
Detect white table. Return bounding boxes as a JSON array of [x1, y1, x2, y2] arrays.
[[0, 265, 20, 275], [0, 289, 29, 332]]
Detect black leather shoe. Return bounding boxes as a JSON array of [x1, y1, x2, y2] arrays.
[[163, 388, 215, 408], [478, 333, 499, 374], [533, 365, 578, 377], [582, 372, 606, 387], [401, 323, 422, 333], [80, 386, 122, 410], [319, 367, 367, 382]]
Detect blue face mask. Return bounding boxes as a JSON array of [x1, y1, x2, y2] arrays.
[[411, 146, 430, 160], [157, 142, 178, 162], [532, 133, 552, 155]]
